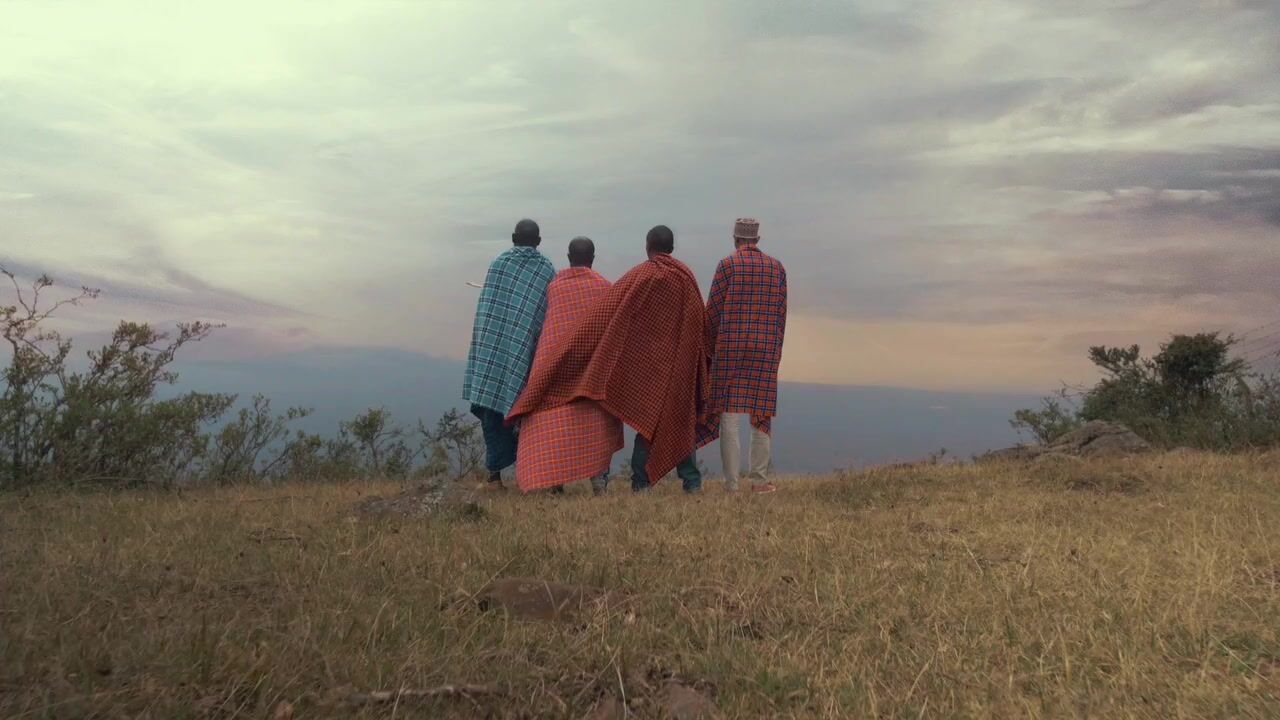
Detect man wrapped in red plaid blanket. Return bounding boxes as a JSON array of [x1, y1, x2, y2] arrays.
[[698, 218, 787, 494], [513, 238, 624, 494], [508, 226, 708, 493]]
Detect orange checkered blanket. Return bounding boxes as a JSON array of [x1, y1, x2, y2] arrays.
[[508, 255, 708, 486], [514, 268, 623, 492]]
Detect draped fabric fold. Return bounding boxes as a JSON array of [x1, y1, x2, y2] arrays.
[[513, 268, 623, 492], [463, 246, 557, 418], [696, 244, 788, 446], [508, 255, 707, 485]]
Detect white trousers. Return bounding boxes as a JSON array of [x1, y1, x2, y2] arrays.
[[719, 413, 771, 488]]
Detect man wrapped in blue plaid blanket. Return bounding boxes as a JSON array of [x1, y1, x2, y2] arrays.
[[463, 218, 556, 489]]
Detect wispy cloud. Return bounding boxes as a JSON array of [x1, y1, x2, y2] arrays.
[[1, 0, 1277, 391]]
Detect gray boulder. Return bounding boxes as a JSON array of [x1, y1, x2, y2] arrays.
[[353, 480, 484, 520], [1047, 421, 1152, 458], [978, 421, 1151, 464]]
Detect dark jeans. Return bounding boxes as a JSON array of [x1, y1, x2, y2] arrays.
[[630, 434, 701, 493], [472, 404, 517, 473]]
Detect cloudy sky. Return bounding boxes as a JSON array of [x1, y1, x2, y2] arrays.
[[2, 0, 1278, 393]]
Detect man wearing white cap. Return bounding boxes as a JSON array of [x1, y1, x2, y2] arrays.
[[700, 218, 787, 493]]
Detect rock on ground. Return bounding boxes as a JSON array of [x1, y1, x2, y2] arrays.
[[586, 693, 625, 720], [353, 481, 483, 520], [978, 421, 1151, 464], [661, 681, 721, 720], [1049, 420, 1152, 458], [476, 577, 618, 622]]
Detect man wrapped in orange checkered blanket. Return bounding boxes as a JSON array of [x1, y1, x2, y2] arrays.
[[513, 238, 624, 494]]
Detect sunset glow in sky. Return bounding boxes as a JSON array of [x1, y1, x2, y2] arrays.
[[3, 1, 1278, 392]]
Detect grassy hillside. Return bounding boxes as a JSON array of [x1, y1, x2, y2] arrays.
[[3, 453, 1279, 718]]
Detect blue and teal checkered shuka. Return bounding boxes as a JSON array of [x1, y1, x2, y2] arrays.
[[463, 246, 557, 417]]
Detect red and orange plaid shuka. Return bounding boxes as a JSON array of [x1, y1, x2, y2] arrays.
[[513, 268, 624, 493], [696, 244, 788, 445], [508, 254, 708, 486]]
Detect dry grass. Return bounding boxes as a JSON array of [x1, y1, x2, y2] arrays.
[[2, 452, 1280, 718]]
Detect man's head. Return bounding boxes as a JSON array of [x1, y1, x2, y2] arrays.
[[567, 236, 595, 268], [733, 218, 761, 248], [512, 218, 541, 247], [645, 225, 675, 258]]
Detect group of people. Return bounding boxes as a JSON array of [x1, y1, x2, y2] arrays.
[[462, 218, 787, 495]]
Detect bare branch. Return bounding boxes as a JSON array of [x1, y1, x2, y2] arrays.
[[42, 289, 99, 319], [29, 276, 45, 317], [18, 335, 55, 362], [0, 266, 99, 351], [1, 265, 27, 313]]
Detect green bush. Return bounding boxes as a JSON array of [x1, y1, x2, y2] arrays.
[[1, 265, 482, 488], [1013, 332, 1280, 450], [1, 268, 234, 487], [205, 395, 312, 484], [1010, 392, 1081, 445]]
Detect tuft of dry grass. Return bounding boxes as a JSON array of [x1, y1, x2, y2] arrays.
[[2, 452, 1279, 718]]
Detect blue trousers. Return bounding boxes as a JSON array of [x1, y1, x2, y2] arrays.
[[630, 434, 701, 493], [472, 404, 516, 473]]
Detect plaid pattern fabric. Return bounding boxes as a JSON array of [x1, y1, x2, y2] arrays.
[[463, 246, 557, 416], [697, 245, 787, 444], [516, 405, 622, 492], [508, 254, 707, 486], [515, 268, 623, 493]]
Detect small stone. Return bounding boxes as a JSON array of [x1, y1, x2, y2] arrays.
[[661, 682, 720, 720], [353, 481, 483, 519], [587, 693, 625, 720], [476, 577, 613, 621]]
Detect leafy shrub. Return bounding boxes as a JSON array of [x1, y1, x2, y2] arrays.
[[1010, 392, 1081, 445], [1, 265, 485, 488], [418, 408, 484, 481], [205, 395, 311, 484], [2, 268, 232, 487], [1013, 332, 1280, 450]]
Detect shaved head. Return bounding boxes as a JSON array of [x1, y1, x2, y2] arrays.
[[567, 236, 595, 268], [645, 225, 674, 257], [512, 218, 541, 247]]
